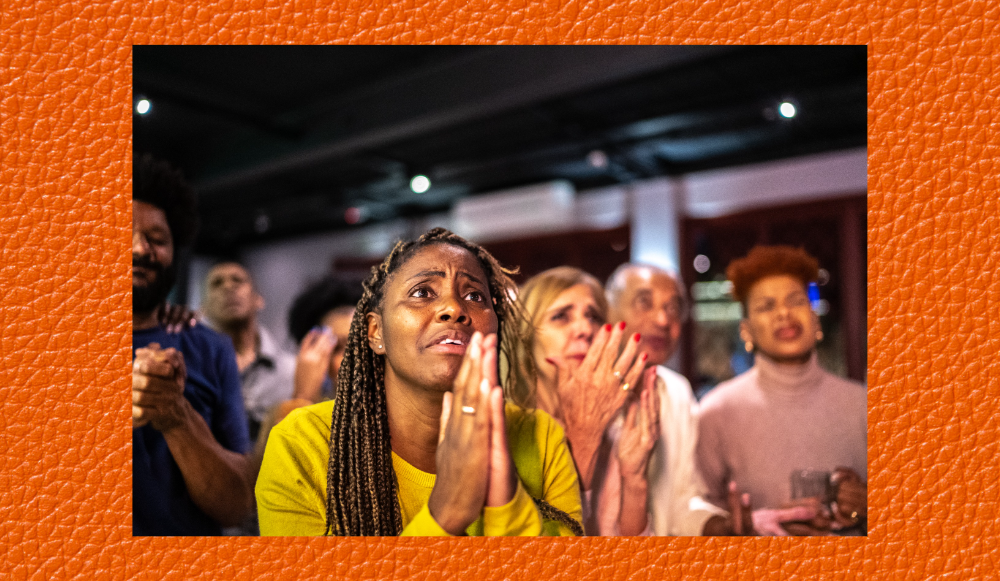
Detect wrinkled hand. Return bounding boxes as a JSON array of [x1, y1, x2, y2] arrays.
[[428, 333, 507, 535], [617, 368, 660, 484], [132, 343, 188, 432], [830, 467, 866, 530], [158, 303, 199, 334], [550, 322, 647, 488], [294, 327, 336, 402]]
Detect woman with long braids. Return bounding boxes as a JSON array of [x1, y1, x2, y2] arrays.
[[256, 228, 583, 536]]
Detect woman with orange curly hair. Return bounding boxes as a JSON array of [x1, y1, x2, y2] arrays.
[[695, 245, 867, 535]]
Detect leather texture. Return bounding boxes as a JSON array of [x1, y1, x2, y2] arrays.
[[2, 1, 996, 578]]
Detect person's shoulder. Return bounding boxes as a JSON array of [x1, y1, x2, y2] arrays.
[[178, 322, 234, 351], [258, 327, 297, 365], [818, 369, 867, 407], [275, 400, 336, 439], [655, 366, 695, 398], [822, 369, 866, 391], [698, 369, 757, 414], [503, 402, 564, 441]]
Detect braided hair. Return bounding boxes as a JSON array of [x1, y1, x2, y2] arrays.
[[323, 228, 582, 536]]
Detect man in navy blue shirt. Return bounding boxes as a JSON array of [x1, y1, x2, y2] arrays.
[[132, 154, 253, 535]]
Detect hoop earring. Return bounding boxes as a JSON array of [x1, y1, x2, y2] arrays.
[[744, 341, 754, 353]]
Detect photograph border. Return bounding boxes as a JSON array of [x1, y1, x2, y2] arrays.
[[2, 2, 993, 579]]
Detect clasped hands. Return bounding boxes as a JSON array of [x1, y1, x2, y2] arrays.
[[427, 332, 517, 535], [132, 343, 188, 432]]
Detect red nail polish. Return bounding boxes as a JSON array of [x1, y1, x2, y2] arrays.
[[641, 352, 648, 361], [633, 332, 641, 342], [604, 324, 612, 332], [618, 321, 626, 330]]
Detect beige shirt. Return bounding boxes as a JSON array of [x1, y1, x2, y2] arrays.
[[696, 353, 867, 511]]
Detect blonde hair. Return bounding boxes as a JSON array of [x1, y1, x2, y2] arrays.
[[505, 266, 607, 409]]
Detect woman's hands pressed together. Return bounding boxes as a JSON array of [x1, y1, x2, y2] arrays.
[[427, 332, 516, 535], [614, 366, 660, 535], [617, 367, 660, 483], [549, 322, 647, 489]]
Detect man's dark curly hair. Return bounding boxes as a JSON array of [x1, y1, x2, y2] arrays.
[[287, 276, 365, 345], [133, 153, 199, 248]]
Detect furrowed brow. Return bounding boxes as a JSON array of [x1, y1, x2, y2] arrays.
[[406, 270, 446, 282], [458, 271, 485, 285]]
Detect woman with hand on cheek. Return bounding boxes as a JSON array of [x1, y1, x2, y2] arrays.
[[506, 267, 656, 535], [256, 229, 582, 536]]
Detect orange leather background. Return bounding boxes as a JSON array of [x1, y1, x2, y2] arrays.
[[3, 1, 995, 578]]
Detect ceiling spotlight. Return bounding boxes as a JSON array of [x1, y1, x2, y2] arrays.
[[587, 149, 609, 169], [779, 101, 796, 119], [135, 99, 151, 115], [410, 175, 430, 194], [254, 213, 270, 234]]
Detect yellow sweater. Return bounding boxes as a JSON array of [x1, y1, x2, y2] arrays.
[[257, 400, 582, 536]]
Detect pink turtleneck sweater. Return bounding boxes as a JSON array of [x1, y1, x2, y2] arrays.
[[695, 352, 867, 511]]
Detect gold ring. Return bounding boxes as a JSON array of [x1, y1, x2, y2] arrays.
[[461, 406, 476, 414], [621, 382, 630, 391], [850, 511, 858, 520]]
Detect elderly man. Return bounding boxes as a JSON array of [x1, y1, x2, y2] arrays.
[[132, 154, 253, 535], [202, 262, 296, 440], [606, 263, 812, 535]]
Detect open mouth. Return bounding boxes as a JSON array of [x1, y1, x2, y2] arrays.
[[427, 330, 471, 355], [775, 324, 803, 340]]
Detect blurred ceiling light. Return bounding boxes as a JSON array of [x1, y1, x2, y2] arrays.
[[587, 149, 609, 169], [779, 101, 797, 118], [693, 254, 711, 273], [410, 175, 430, 194], [136, 99, 151, 115], [345, 207, 362, 225], [254, 213, 270, 234]]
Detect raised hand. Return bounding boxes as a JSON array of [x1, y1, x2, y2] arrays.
[[482, 334, 516, 508], [294, 326, 336, 402], [549, 321, 647, 489], [427, 332, 495, 535], [132, 343, 188, 431]]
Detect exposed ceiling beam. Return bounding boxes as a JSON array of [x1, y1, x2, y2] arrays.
[[193, 46, 737, 195]]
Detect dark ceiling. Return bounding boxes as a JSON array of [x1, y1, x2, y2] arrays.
[[132, 45, 867, 255]]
